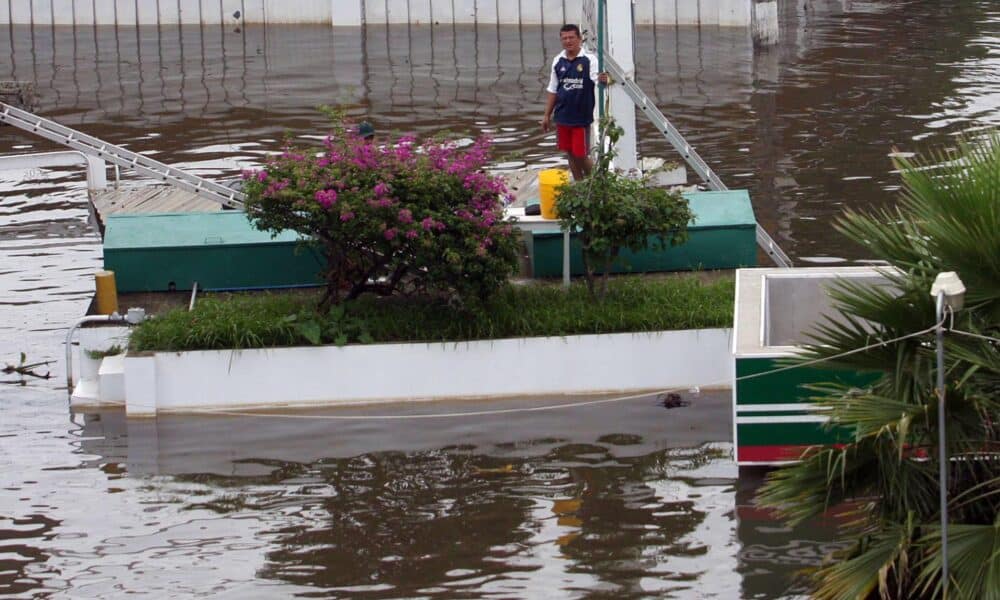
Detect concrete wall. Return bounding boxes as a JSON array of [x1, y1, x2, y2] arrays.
[[122, 328, 733, 415], [0, 1, 758, 27]]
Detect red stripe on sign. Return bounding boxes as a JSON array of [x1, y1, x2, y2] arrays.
[[738, 445, 811, 463]]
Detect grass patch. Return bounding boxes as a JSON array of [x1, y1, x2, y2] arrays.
[[129, 275, 734, 352]]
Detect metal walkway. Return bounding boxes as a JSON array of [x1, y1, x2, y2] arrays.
[[602, 54, 793, 268], [0, 101, 245, 209]]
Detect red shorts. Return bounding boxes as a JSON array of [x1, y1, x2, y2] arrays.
[[556, 125, 590, 158]]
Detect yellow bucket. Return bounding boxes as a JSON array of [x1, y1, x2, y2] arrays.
[[95, 270, 119, 315], [538, 168, 570, 220]]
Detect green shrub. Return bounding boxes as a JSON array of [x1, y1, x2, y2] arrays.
[[556, 117, 694, 300], [129, 276, 734, 352]]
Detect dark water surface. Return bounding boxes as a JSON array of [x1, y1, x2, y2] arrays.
[[1, 1, 998, 597]]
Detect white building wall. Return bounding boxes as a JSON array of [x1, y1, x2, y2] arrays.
[[1, 0, 755, 26]]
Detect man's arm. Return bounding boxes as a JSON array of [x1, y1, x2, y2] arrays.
[[541, 92, 557, 132]]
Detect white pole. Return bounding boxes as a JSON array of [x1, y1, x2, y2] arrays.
[[605, 0, 637, 172], [935, 291, 950, 599]]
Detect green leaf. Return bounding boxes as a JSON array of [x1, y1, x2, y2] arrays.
[[297, 320, 322, 345]]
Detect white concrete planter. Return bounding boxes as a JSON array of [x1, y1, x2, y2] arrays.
[[122, 328, 733, 416]]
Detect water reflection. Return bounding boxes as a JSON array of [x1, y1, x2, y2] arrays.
[[4, 4, 998, 260]]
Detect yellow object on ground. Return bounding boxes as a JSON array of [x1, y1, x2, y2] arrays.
[[95, 270, 119, 315], [471, 464, 516, 476], [538, 168, 570, 220]]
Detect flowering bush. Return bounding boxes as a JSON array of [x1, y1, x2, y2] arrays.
[[242, 127, 521, 309]]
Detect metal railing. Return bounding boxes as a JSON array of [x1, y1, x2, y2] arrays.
[[1, 101, 245, 209]]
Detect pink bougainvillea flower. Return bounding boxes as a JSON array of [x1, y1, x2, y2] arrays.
[[340, 211, 355, 222], [397, 208, 413, 224], [405, 229, 419, 239], [256, 170, 268, 182], [315, 189, 338, 209], [384, 227, 398, 241]]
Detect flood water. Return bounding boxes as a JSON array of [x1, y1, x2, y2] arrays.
[[1, 0, 999, 597]]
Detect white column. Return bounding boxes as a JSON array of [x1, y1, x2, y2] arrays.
[[606, 0, 637, 172], [332, 0, 365, 26]]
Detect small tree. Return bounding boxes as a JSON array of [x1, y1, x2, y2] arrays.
[[242, 124, 520, 310], [555, 117, 693, 300]]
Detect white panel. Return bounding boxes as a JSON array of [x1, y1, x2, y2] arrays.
[[409, 0, 431, 23], [656, 0, 677, 25], [177, 0, 202, 24], [676, 0, 699, 25], [720, 0, 751, 26], [386, 0, 409, 23], [332, 0, 364, 26], [31, 0, 52, 25], [279, 0, 330, 23], [366, 0, 388, 25], [540, 0, 563, 26], [564, 0, 582, 23], [430, 0, 454, 24], [51, 0, 73, 25], [158, 0, 181, 25], [496, 0, 519, 24], [220, 0, 243, 24], [462, 0, 475, 19], [242, 0, 266, 23], [699, 0, 719, 25], [136, 0, 159, 24], [93, 0, 117, 24], [0, 2, 8, 24], [519, 0, 542, 24], [115, 0, 138, 25], [476, 0, 497, 23], [9, 0, 30, 25], [76, 0, 96, 24], [634, 0, 654, 25]]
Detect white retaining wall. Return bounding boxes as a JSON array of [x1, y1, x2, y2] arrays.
[[122, 328, 733, 416], [1, 1, 758, 27]]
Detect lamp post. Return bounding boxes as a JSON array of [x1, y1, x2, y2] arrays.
[[930, 271, 965, 599]]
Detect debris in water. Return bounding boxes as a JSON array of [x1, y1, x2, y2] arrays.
[[658, 392, 689, 409], [2, 352, 52, 383]]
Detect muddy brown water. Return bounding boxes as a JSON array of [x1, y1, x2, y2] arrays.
[[2, 1, 998, 597]]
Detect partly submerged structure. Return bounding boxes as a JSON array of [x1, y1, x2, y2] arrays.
[[732, 267, 889, 466]]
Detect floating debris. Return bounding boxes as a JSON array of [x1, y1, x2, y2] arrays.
[[2, 352, 52, 384], [658, 392, 689, 409]]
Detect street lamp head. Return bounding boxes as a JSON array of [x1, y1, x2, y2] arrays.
[[931, 271, 966, 312]]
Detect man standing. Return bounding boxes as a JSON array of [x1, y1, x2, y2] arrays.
[[541, 24, 609, 181]]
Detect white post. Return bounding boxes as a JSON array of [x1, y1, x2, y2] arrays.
[[605, 0, 638, 172]]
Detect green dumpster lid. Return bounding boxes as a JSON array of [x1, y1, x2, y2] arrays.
[[682, 190, 756, 229], [104, 211, 303, 249]]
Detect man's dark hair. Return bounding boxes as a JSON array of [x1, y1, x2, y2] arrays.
[[560, 24, 581, 37]]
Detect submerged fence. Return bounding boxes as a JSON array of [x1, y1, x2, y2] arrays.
[[1, 0, 762, 27]]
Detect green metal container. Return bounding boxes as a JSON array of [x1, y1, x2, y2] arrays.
[[103, 212, 324, 292], [732, 267, 894, 465], [530, 190, 758, 277]]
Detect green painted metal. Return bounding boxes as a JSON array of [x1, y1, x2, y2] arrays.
[[735, 356, 878, 406], [530, 190, 758, 277], [735, 356, 880, 451], [737, 422, 842, 447], [103, 212, 324, 292]]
